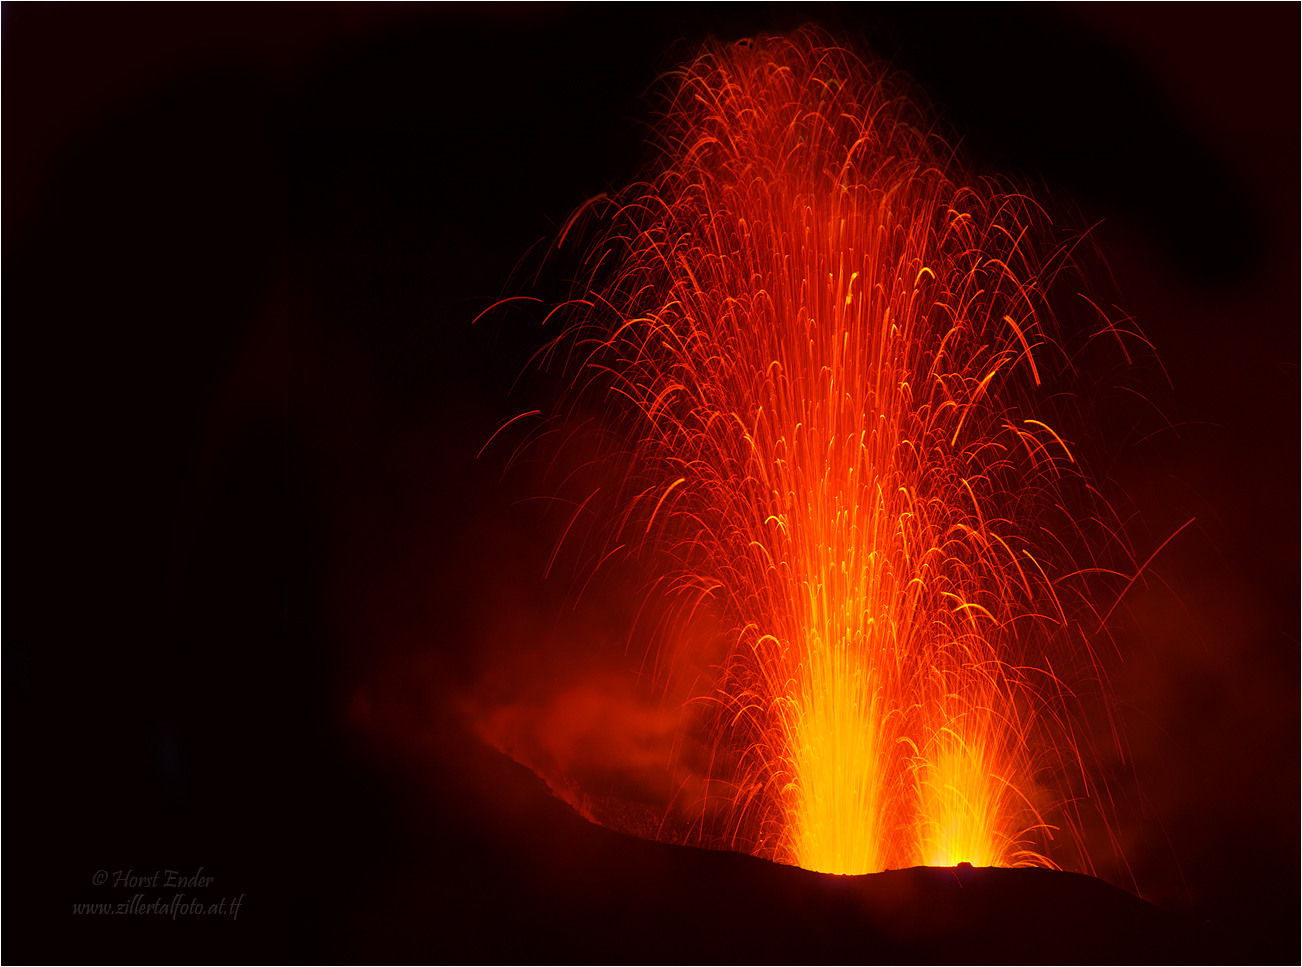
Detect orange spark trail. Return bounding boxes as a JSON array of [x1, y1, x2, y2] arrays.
[[546, 29, 1121, 875]]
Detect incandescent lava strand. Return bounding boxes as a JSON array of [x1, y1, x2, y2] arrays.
[[547, 30, 1116, 876]]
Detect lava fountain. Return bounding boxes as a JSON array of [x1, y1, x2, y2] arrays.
[[521, 29, 1129, 876]]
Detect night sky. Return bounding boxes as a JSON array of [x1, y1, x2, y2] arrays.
[[6, 4, 1297, 961]]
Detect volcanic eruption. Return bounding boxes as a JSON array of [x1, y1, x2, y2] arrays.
[[484, 28, 1144, 879], [8, 5, 1296, 963]]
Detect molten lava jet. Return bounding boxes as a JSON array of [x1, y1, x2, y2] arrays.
[[490, 28, 1141, 878]]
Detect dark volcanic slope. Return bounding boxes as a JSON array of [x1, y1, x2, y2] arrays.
[[340, 717, 1208, 964]]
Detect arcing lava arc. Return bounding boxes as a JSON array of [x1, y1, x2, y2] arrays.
[[527, 28, 1133, 876]]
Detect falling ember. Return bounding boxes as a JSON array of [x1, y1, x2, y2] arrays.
[[524, 29, 1131, 876]]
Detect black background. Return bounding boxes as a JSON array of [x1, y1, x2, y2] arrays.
[[5, 3, 1297, 962]]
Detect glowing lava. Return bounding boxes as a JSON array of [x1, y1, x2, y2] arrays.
[[544, 29, 1116, 875]]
